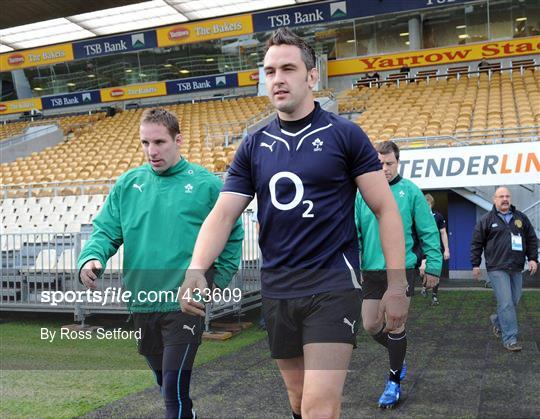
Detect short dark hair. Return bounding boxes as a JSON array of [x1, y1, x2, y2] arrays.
[[140, 108, 180, 139], [376, 141, 400, 160], [265, 28, 316, 71]]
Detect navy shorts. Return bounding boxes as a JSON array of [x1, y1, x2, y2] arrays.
[[361, 269, 415, 299], [133, 311, 204, 355], [262, 289, 362, 359]]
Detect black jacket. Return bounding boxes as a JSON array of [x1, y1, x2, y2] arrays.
[[470, 205, 538, 271]]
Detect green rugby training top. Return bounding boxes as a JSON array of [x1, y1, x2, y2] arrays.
[[78, 158, 244, 313], [355, 175, 442, 277]]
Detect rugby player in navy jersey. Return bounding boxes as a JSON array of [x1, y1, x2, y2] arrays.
[[180, 28, 409, 419]]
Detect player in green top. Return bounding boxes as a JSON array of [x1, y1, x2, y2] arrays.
[[355, 141, 442, 408], [79, 108, 243, 419]]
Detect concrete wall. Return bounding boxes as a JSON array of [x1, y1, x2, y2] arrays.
[[1, 127, 64, 163], [472, 184, 540, 213]]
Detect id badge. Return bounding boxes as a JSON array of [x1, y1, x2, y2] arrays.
[[511, 234, 523, 251]]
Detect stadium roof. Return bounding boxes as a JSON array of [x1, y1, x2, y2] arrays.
[[0, 0, 319, 53]]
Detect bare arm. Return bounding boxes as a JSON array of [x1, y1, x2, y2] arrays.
[[440, 227, 450, 260], [181, 193, 251, 315], [355, 171, 405, 287], [355, 170, 408, 332], [190, 193, 251, 270]]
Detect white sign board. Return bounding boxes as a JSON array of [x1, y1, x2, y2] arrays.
[[398, 141, 539, 189]]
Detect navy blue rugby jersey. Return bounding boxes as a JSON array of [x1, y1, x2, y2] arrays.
[[222, 102, 381, 298]]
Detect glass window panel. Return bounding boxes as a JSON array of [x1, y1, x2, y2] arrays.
[[1, 71, 16, 101], [423, 8, 466, 48], [373, 14, 411, 54], [489, 0, 513, 39], [354, 18, 377, 56], [512, 0, 540, 38]]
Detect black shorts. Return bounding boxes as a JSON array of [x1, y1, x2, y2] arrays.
[[361, 269, 415, 300], [133, 311, 204, 356], [262, 289, 362, 359]]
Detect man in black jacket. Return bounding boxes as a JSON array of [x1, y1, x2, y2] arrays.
[[470, 186, 538, 351]]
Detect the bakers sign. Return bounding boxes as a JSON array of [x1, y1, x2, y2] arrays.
[[7, 54, 25, 66], [157, 14, 253, 47], [0, 44, 74, 71], [110, 89, 125, 98], [237, 70, 259, 87], [0, 98, 42, 114], [100, 82, 166, 102], [399, 142, 540, 189], [168, 27, 190, 41]]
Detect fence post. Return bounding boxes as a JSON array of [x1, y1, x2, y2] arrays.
[[204, 303, 211, 333]]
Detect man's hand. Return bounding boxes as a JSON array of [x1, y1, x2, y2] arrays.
[[419, 259, 426, 277], [80, 260, 102, 290], [378, 286, 410, 332], [528, 260, 538, 275], [179, 270, 208, 317], [472, 267, 482, 281], [423, 273, 439, 289], [443, 249, 450, 260]]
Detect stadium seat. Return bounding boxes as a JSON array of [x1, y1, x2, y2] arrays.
[[347, 66, 539, 149]]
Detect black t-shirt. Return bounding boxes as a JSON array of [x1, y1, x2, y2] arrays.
[[432, 210, 446, 252]]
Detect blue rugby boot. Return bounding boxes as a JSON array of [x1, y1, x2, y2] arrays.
[[400, 361, 407, 381], [378, 380, 401, 408]]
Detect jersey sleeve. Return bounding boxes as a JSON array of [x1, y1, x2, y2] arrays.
[[222, 136, 255, 198], [77, 184, 123, 273], [207, 176, 244, 289], [347, 124, 381, 179], [435, 212, 446, 230], [412, 187, 442, 277]]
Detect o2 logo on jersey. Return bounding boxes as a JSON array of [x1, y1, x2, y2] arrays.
[[269, 171, 314, 218]]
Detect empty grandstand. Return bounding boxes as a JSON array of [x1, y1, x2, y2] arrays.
[[345, 65, 540, 147], [1, 96, 271, 198]]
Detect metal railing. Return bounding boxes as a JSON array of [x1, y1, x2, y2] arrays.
[[352, 63, 540, 90], [523, 199, 540, 238], [203, 104, 275, 147], [391, 126, 539, 148], [0, 179, 116, 199], [0, 209, 262, 328], [1, 124, 60, 148], [0, 173, 231, 199]]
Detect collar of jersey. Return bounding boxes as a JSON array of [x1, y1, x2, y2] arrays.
[[389, 175, 402, 186], [263, 122, 333, 152], [274, 101, 322, 138], [280, 123, 312, 137], [147, 157, 189, 177], [264, 105, 332, 152]]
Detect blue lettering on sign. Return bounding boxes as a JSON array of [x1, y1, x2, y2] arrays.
[[41, 90, 101, 109], [253, 3, 332, 32], [252, 0, 478, 32], [73, 31, 157, 59], [165, 74, 237, 95]]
